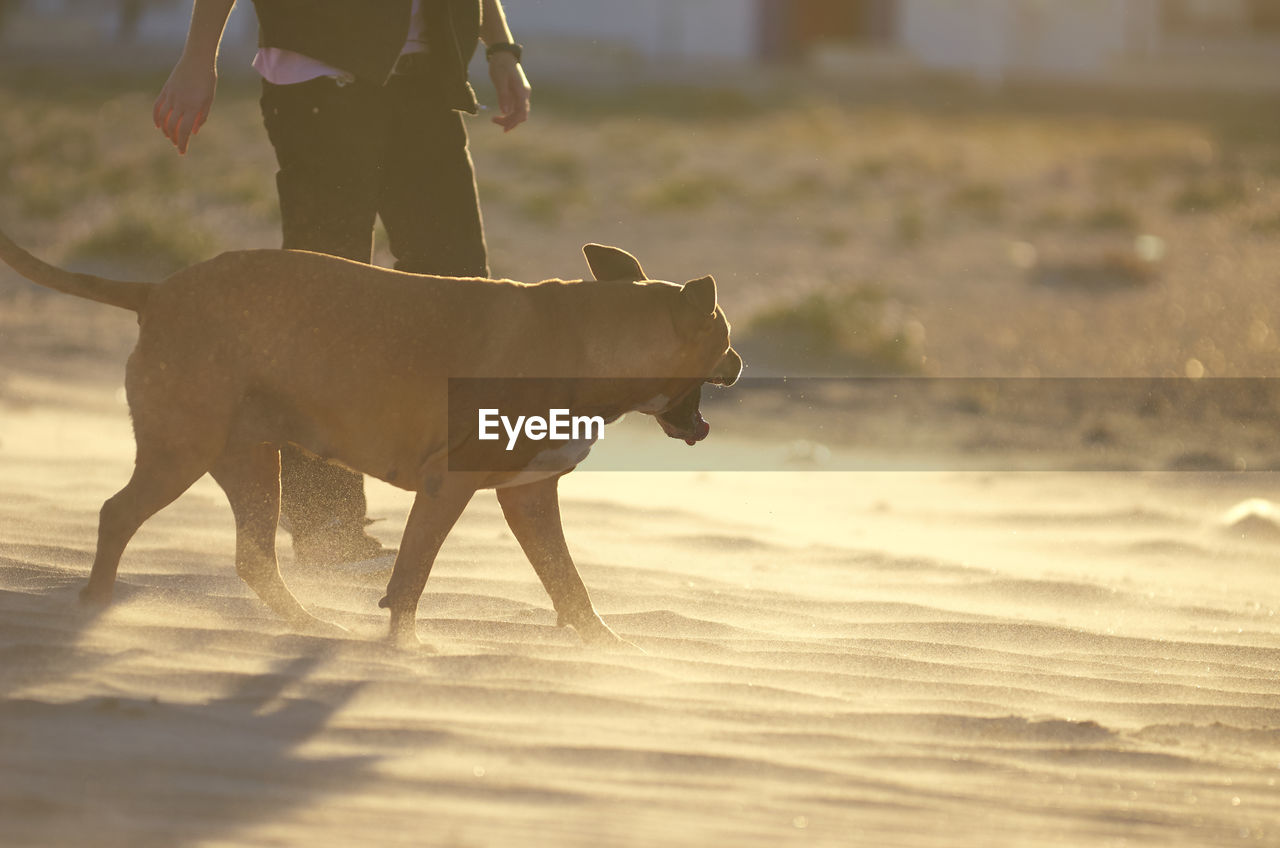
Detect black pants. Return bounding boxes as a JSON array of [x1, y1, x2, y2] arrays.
[[261, 72, 488, 539]]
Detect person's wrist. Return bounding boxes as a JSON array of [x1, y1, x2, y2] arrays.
[[485, 41, 523, 63], [177, 49, 217, 72]]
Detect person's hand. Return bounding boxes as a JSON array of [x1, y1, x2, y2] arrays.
[[153, 56, 217, 155], [488, 52, 530, 132]]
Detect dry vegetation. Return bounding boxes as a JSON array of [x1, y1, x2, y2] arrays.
[[1, 71, 1278, 381]]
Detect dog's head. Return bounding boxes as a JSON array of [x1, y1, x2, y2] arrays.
[[584, 244, 743, 445]]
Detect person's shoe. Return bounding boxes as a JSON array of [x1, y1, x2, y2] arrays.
[[293, 526, 396, 567]]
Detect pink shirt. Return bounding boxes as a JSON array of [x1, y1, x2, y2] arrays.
[[253, 0, 428, 85]]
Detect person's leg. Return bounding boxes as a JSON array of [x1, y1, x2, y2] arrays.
[[262, 78, 384, 262], [260, 77, 390, 563], [376, 73, 490, 278]]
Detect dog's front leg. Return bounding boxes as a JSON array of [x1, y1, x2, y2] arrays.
[[378, 475, 476, 648], [496, 476, 634, 650]]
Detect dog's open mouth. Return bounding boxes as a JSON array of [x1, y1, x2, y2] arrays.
[[654, 385, 710, 446]]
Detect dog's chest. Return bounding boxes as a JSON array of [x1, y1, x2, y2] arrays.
[[490, 438, 596, 489]]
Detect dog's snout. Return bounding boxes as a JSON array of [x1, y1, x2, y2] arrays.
[[708, 348, 743, 387]]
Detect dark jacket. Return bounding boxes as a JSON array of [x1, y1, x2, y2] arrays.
[[251, 0, 481, 111]]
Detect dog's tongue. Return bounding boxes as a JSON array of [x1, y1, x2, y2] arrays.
[[685, 412, 710, 446]]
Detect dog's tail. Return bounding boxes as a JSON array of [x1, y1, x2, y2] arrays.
[[0, 228, 151, 312]]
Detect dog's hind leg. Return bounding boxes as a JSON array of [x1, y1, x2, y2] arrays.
[[82, 350, 235, 606], [211, 442, 342, 635], [378, 475, 477, 648], [81, 445, 212, 606], [496, 476, 633, 650]]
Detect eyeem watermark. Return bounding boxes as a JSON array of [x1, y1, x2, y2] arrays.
[[478, 408, 606, 451], [453, 376, 1280, 473]]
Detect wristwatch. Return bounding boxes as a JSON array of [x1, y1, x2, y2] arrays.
[[485, 42, 523, 62]]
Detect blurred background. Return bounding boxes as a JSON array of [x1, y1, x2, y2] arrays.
[[0, 0, 1277, 394], [2, 1, 1278, 84]]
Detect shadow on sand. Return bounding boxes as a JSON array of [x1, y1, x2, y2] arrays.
[[0, 559, 381, 847]]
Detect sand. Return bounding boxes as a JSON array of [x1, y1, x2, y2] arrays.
[[2, 295, 1278, 848], [2, 64, 1279, 848]]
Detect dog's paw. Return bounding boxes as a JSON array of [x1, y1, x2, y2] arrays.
[[296, 616, 350, 639], [576, 619, 644, 654], [384, 615, 425, 651], [78, 584, 112, 608], [603, 636, 645, 655], [386, 629, 432, 653]]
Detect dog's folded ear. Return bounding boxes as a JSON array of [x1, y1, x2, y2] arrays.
[[682, 275, 717, 316], [583, 244, 646, 281], [707, 347, 743, 387]]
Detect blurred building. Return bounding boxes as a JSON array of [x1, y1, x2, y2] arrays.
[[1, 0, 1276, 88], [889, 0, 1280, 85], [0, 0, 257, 61], [504, 0, 1280, 87]]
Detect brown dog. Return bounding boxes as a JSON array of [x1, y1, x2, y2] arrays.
[[0, 231, 741, 647]]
